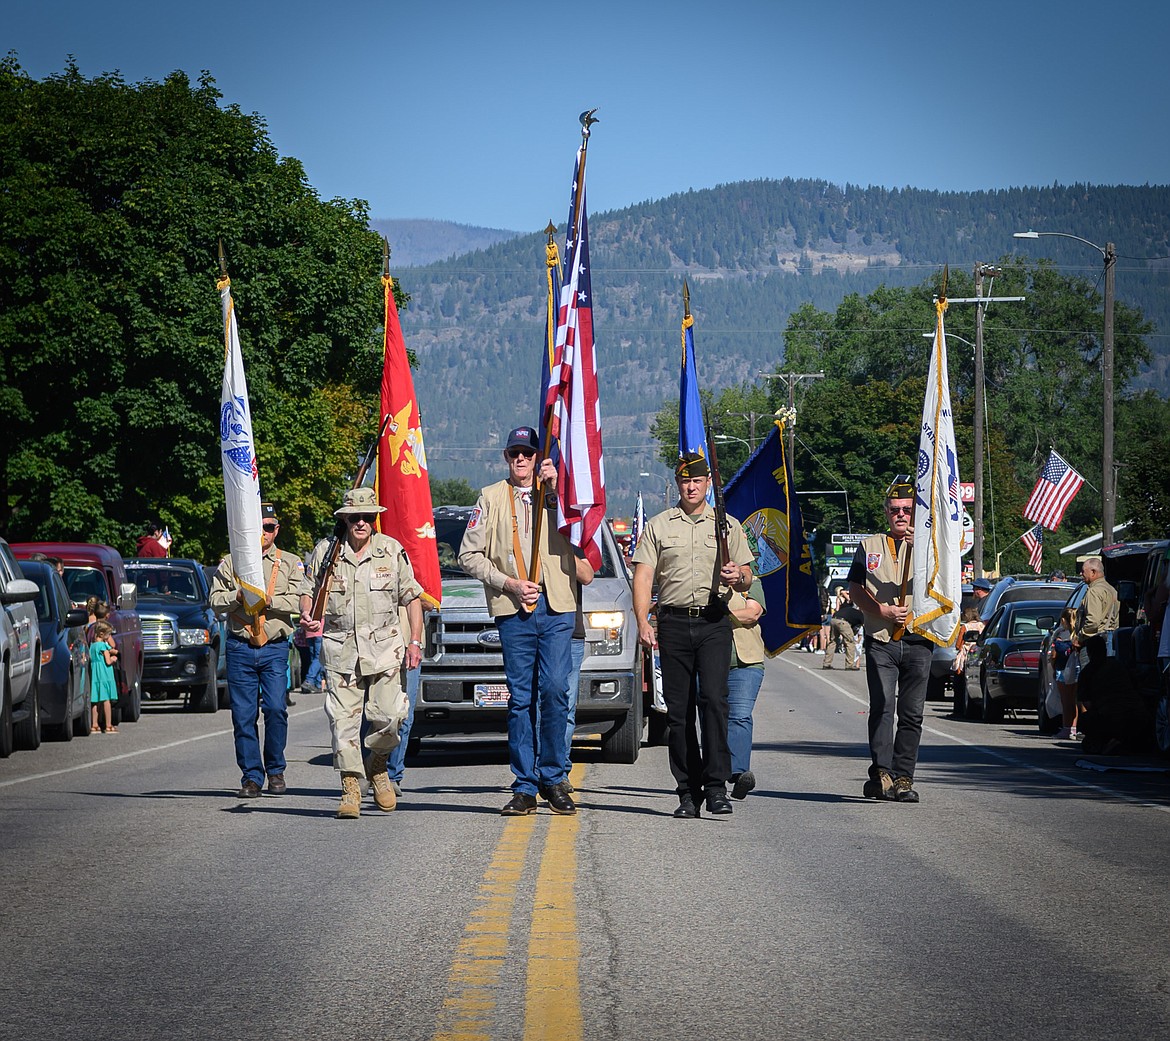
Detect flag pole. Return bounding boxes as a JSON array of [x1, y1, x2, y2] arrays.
[[532, 108, 599, 582]]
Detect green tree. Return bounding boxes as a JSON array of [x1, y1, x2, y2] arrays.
[[430, 477, 478, 507], [0, 58, 407, 560]]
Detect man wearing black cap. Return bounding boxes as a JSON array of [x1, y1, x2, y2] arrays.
[[631, 453, 755, 818], [458, 426, 584, 816], [848, 476, 931, 803], [210, 502, 302, 798]]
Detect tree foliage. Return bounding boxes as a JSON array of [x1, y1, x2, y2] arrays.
[[0, 58, 406, 559]]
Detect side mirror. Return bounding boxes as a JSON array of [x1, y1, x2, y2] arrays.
[[66, 607, 89, 627], [1117, 579, 1138, 603], [0, 578, 39, 605], [118, 582, 138, 610]]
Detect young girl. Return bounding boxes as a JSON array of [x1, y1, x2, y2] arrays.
[[1051, 607, 1079, 741], [90, 620, 120, 734]]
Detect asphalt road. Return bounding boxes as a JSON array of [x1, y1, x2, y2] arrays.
[[3, 651, 1170, 1041]]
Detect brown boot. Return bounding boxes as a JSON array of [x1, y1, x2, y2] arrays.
[[365, 752, 397, 812], [337, 773, 362, 819]]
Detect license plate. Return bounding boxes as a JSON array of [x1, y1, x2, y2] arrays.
[[473, 683, 511, 708]]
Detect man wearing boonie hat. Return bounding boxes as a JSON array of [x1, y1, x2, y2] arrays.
[[210, 502, 302, 799], [458, 425, 587, 816], [299, 486, 424, 819], [847, 475, 931, 804], [631, 452, 755, 819]]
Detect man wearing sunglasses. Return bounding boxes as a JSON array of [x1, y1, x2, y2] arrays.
[[847, 476, 932, 803], [458, 426, 584, 816], [210, 502, 303, 799], [299, 486, 424, 819]]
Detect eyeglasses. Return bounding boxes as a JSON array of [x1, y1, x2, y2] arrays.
[[887, 506, 913, 516], [507, 448, 536, 459], [262, 523, 278, 533], [348, 514, 377, 525]]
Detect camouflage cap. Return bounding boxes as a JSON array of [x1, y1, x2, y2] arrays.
[[334, 486, 386, 516], [675, 453, 710, 479]]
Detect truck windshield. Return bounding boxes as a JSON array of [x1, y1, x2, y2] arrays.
[[126, 564, 199, 600], [63, 566, 106, 607]]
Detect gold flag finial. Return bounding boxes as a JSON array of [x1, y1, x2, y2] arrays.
[[940, 263, 949, 300], [218, 239, 228, 277], [683, 278, 691, 319], [383, 237, 390, 278], [544, 221, 557, 243]]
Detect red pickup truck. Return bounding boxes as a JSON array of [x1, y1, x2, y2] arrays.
[[11, 543, 145, 724]]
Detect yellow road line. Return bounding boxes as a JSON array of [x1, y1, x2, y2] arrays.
[[432, 811, 538, 1041], [523, 761, 585, 1041]]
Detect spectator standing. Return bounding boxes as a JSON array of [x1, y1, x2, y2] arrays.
[[1051, 606, 1080, 740], [210, 502, 301, 799], [136, 520, 168, 558], [1073, 555, 1119, 702], [89, 620, 120, 733]]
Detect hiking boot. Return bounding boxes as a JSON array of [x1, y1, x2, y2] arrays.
[[337, 773, 362, 819], [892, 776, 920, 803], [501, 793, 538, 816], [862, 770, 895, 801], [365, 752, 397, 812], [266, 772, 287, 795], [237, 779, 262, 799]]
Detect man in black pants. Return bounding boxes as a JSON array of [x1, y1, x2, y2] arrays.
[[632, 454, 755, 818]]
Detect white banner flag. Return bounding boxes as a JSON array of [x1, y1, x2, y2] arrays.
[[218, 275, 266, 615], [909, 299, 961, 647]]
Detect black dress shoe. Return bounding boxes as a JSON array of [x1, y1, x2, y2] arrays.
[[705, 789, 733, 815], [267, 773, 287, 795], [539, 785, 577, 815], [237, 780, 262, 799], [673, 793, 700, 818], [500, 793, 538, 816]]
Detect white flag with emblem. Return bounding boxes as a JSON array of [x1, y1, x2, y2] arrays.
[[909, 298, 961, 646], [218, 274, 266, 615]]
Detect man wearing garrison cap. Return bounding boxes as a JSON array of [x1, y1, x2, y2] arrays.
[[631, 452, 755, 818]]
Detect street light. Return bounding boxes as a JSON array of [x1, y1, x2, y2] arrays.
[[713, 433, 751, 452], [1014, 229, 1117, 544], [639, 471, 671, 508]]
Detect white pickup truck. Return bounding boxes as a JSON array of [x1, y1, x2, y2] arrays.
[[0, 538, 44, 756]]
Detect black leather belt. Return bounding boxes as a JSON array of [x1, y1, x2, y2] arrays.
[[227, 633, 288, 645], [658, 604, 727, 621]]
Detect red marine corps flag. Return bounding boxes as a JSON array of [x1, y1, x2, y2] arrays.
[[376, 243, 441, 608], [543, 110, 606, 571]]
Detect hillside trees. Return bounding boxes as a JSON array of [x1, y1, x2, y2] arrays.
[[0, 58, 401, 558]]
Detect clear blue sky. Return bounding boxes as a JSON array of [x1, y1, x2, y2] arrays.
[[8, 1, 1168, 231]]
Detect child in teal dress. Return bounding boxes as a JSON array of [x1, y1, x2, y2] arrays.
[[90, 620, 120, 733]]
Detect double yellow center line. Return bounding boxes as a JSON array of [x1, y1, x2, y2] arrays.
[[432, 763, 585, 1041]]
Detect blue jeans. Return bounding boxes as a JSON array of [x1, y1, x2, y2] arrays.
[[304, 636, 324, 689], [726, 665, 764, 776], [497, 597, 574, 795], [864, 637, 931, 781], [386, 665, 420, 783], [563, 638, 586, 773], [226, 636, 290, 786]]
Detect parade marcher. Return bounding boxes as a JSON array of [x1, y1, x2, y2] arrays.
[[457, 425, 581, 816], [632, 452, 755, 819], [726, 569, 766, 800], [822, 586, 862, 670], [848, 476, 932, 804], [299, 486, 424, 819], [210, 502, 301, 798]]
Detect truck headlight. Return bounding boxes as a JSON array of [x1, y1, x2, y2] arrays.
[[179, 628, 210, 646], [587, 612, 624, 655]]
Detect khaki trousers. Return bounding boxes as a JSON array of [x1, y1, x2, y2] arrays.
[[323, 664, 409, 775]]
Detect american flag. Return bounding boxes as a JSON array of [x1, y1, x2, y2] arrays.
[[1023, 450, 1085, 530], [544, 145, 606, 571], [1022, 523, 1043, 573], [630, 491, 646, 555]]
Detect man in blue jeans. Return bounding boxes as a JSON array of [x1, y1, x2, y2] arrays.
[[458, 426, 581, 816], [210, 503, 303, 798]]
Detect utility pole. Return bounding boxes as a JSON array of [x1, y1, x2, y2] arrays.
[[1103, 242, 1116, 546], [723, 411, 775, 447], [758, 372, 824, 478]]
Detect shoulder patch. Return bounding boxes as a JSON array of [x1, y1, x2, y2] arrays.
[[467, 507, 481, 530], [866, 552, 883, 572]]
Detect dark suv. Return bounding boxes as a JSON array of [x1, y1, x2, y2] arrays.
[[125, 558, 221, 712]]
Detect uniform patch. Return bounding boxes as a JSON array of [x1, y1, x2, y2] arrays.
[[866, 552, 883, 572], [467, 507, 481, 530]]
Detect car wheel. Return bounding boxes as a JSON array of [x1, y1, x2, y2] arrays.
[[953, 677, 971, 720], [123, 674, 142, 723], [14, 669, 42, 750], [195, 650, 219, 713], [1037, 689, 1061, 735], [1155, 695, 1170, 758], [646, 708, 669, 746], [601, 691, 643, 764], [0, 669, 13, 758], [981, 675, 1005, 724], [74, 692, 92, 737], [53, 671, 76, 742]]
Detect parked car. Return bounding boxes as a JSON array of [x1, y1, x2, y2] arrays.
[[125, 558, 221, 712], [19, 559, 92, 740], [10, 543, 144, 725], [978, 576, 1078, 623], [966, 600, 1061, 723], [0, 538, 43, 756]]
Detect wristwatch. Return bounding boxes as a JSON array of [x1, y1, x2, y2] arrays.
[[409, 639, 422, 648]]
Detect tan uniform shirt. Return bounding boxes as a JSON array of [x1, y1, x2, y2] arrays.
[[730, 578, 767, 667], [631, 504, 754, 607], [457, 479, 576, 617], [302, 532, 422, 675], [849, 532, 914, 644], [210, 544, 301, 642], [1076, 577, 1119, 641]]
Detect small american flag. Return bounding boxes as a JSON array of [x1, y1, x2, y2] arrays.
[[1023, 450, 1084, 530], [1022, 524, 1043, 573]]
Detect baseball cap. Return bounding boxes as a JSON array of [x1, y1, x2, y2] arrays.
[[505, 427, 539, 452]]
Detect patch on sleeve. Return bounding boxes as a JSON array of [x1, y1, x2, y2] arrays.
[[866, 552, 883, 572], [467, 507, 481, 530]]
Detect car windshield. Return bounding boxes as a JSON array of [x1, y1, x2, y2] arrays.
[[125, 564, 199, 600], [63, 566, 106, 606], [1006, 606, 1059, 640]]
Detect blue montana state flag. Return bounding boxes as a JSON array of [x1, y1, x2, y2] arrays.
[[678, 311, 708, 462], [724, 422, 821, 654]]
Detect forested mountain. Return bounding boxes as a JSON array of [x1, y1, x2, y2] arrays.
[[370, 218, 522, 267], [393, 179, 1170, 513]]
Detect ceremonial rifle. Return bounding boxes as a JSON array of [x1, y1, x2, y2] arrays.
[[704, 406, 731, 568], [308, 413, 392, 622]]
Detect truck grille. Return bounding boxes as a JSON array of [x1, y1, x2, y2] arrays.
[[424, 611, 504, 667], [140, 616, 178, 652]]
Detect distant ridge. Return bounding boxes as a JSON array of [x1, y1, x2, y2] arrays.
[[370, 218, 523, 268]]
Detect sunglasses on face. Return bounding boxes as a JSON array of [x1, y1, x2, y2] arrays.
[[262, 522, 278, 533], [887, 506, 913, 516], [508, 448, 536, 459], [348, 514, 377, 525]]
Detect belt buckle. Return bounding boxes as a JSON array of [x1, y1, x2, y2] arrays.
[[687, 606, 702, 618]]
